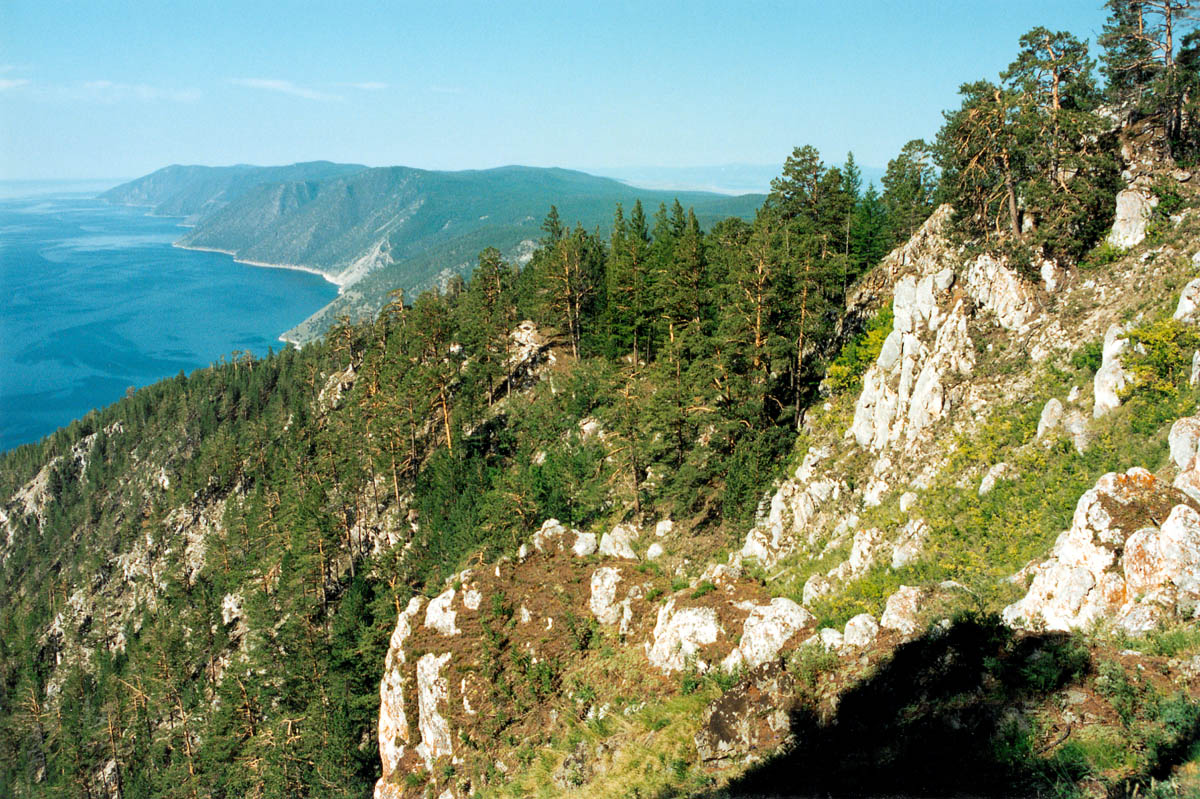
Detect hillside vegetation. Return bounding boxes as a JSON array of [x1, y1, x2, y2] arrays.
[[8, 4, 1200, 799], [104, 163, 764, 344]]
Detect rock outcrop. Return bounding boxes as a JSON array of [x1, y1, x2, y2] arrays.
[[1107, 188, 1157, 249], [646, 599, 723, 673], [1093, 324, 1131, 418], [1003, 466, 1200, 634], [694, 663, 795, 765]]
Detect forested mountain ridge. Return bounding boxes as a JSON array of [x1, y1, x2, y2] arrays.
[[9, 3, 1200, 798], [103, 163, 764, 344], [100, 161, 369, 223]]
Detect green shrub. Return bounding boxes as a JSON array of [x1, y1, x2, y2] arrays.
[[1070, 340, 1103, 374], [1122, 317, 1200, 402], [825, 305, 894, 395], [1079, 241, 1125, 271]]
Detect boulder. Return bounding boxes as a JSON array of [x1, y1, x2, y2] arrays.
[[846, 527, 885, 577], [802, 574, 832, 606], [424, 588, 460, 636], [694, 662, 795, 765], [532, 518, 568, 553], [646, 598, 722, 673], [589, 567, 623, 626], [1170, 417, 1200, 471], [1192, 350, 1200, 387], [572, 531, 598, 557], [979, 462, 1014, 496], [1037, 398, 1064, 440], [1094, 325, 1131, 418], [1123, 505, 1200, 600], [891, 519, 928, 569], [880, 585, 924, 636], [1174, 278, 1200, 323], [1107, 188, 1156, 249], [899, 491, 918, 513], [1003, 467, 1200, 634], [599, 523, 639, 560], [1176, 455, 1200, 503], [819, 627, 845, 652], [723, 598, 813, 672], [646, 542, 664, 560], [843, 613, 880, 649], [655, 519, 674, 538]]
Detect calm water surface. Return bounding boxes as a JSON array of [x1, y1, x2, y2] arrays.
[[0, 193, 337, 451]]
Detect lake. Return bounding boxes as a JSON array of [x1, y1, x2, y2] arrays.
[[0, 190, 338, 452]]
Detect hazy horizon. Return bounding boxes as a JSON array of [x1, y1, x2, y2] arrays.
[[4, 1, 1108, 182]]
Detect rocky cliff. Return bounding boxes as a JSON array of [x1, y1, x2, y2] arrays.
[[363, 129, 1200, 799]]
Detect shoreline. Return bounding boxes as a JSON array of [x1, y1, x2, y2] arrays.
[[172, 242, 346, 293]]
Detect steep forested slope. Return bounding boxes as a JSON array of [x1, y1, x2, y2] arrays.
[[100, 161, 369, 223], [10, 5, 1200, 799]]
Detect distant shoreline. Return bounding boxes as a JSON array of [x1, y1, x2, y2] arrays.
[[172, 243, 346, 292]]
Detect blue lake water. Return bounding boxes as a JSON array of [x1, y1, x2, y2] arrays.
[[0, 193, 338, 452]]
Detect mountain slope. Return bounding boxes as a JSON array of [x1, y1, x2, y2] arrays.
[[8, 117, 1200, 799], [176, 164, 764, 341], [99, 161, 368, 223], [103, 163, 764, 344]]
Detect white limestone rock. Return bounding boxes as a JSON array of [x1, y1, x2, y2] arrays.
[[646, 598, 722, 673], [1002, 468, 1200, 634], [532, 518, 568, 553], [425, 588, 460, 636], [589, 567, 623, 626], [899, 491, 918, 513], [723, 598, 813, 672], [964, 253, 1037, 332], [802, 574, 832, 606], [1037, 398, 1064, 440], [599, 523, 639, 560], [1175, 278, 1200, 323], [1123, 505, 1200, 602], [221, 593, 243, 626], [572, 531, 598, 557], [414, 652, 454, 771], [891, 518, 928, 569], [1064, 409, 1091, 454], [1094, 324, 1131, 418], [880, 585, 924, 636], [655, 519, 674, 538], [850, 298, 974, 454], [377, 597, 425, 782], [618, 584, 645, 637], [843, 613, 880, 649], [1176, 456, 1200, 504], [819, 627, 844, 652], [837, 527, 885, 579], [1170, 417, 1200, 471], [979, 462, 1014, 496], [646, 542, 664, 560], [1107, 188, 1157, 249]]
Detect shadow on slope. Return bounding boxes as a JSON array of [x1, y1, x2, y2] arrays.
[[709, 614, 1200, 798]]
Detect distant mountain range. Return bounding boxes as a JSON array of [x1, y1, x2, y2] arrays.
[[102, 163, 764, 343]]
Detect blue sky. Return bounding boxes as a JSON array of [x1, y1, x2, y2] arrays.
[[2, 1, 1110, 182]]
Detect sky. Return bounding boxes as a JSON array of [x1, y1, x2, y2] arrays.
[[2, 1, 1112, 183]]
